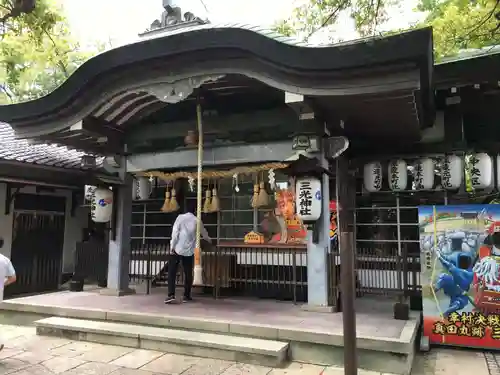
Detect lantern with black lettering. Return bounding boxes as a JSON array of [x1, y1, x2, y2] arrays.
[[363, 161, 382, 192], [91, 188, 113, 223], [295, 177, 322, 222], [441, 155, 463, 190], [467, 153, 493, 190], [280, 155, 335, 243], [414, 158, 435, 190], [388, 159, 407, 191]]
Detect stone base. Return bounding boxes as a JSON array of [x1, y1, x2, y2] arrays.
[[99, 287, 136, 297], [300, 304, 334, 313]]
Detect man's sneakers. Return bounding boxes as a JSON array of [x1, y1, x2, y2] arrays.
[[164, 296, 176, 304], [164, 296, 193, 304]]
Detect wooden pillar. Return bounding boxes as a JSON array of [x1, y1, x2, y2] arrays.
[[336, 155, 358, 374]]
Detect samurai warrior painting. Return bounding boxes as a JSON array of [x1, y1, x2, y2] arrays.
[[472, 221, 500, 314], [434, 250, 474, 317]]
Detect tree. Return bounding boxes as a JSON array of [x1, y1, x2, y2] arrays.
[[0, 0, 93, 103], [0, 0, 36, 24], [275, 0, 500, 59], [418, 0, 500, 58], [274, 0, 397, 42]]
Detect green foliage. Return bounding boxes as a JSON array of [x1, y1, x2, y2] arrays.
[[275, 0, 500, 59], [419, 0, 500, 59], [0, 0, 93, 104], [274, 0, 396, 40]]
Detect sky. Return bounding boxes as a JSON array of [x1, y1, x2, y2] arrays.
[[55, 0, 425, 48]]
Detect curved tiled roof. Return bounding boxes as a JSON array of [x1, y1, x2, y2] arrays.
[[0, 122, 87, 169], [0, 24, 433, 139]]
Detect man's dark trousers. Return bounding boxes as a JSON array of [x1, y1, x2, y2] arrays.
[[167, 252, 194, 298]]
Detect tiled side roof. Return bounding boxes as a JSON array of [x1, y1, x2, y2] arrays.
[[0, 122, 87, 169], [437, 45, 500, 65]]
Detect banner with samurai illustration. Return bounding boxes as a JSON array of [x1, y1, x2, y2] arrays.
[[420, 205, 500, 348]]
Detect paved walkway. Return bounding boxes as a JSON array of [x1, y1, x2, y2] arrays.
[[0, 324, 493, 375]]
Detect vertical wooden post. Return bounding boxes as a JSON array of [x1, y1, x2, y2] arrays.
[[193, 102, 204, 285], [336, 155, 358, 374]]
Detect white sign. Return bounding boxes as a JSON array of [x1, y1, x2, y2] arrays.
[[295, 177, 322, 222], [414, 158, 435, 190], [468, 153, 492, 189], [363, 161, 382, 192], [388, 159, 407, 191], [84, 185, 96, 203], [91, 188, 113, 223], [441, 155, 463, 190]]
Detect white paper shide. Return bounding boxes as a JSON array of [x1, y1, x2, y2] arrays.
[[388, 159, 407, 191], [295, 177, 322, 221], [441, 155, 463, 190], [363, 161, 382, 192], [91, 188, 113, 223]]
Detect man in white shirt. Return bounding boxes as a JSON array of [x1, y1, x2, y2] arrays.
[[0, 238, 16, 352], [165, 201, 210, 304]]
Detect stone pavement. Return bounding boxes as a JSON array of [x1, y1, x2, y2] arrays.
[[0, 324, 494, 375]]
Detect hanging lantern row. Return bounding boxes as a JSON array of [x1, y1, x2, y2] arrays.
[[363, 153, 497, 193]]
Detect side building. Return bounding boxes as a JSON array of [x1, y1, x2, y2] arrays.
[[0, 121, 100, 297]]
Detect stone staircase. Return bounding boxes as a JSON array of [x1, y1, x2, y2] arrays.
[[35, 317, 290, 368]]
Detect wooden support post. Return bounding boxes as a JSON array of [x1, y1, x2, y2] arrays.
[[336, 155, 358, 375]]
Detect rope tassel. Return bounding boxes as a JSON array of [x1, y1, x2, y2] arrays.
[[169, 185, 180, 212], [256, 181, 269, 207], [210, 185, 220, 212], [251, 183, 259, 208], [161, 188, 171, 212], [203, 188, 212, 213]]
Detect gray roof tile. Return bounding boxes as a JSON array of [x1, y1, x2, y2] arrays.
[[0, 122, 88, 169]]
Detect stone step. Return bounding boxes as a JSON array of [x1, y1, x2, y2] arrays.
[[35, 317, 289, 368]]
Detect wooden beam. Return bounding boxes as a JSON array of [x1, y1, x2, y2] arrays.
[[38, 133, 123, 156], [77, 116, 125, 144], [125, 107, 299, 145], [284, 92, 316, 119]]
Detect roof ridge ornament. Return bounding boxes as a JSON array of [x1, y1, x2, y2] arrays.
[[140, 75, 224, 104], [145, 0, 208, 35]]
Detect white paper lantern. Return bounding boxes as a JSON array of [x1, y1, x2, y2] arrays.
[[132, 179, 138, 200], [91, 188, 113, 223], [414, 158, 435, 190], [84, 185, 96, 203], [137, 177, 152, 200], [295, 177, 322, 222], [497, 155, 500, 190], [468, 153, 493, 189], [363, 162, 382, 192], [441, 155, 463, 190], [388, 159, 407, 191]]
